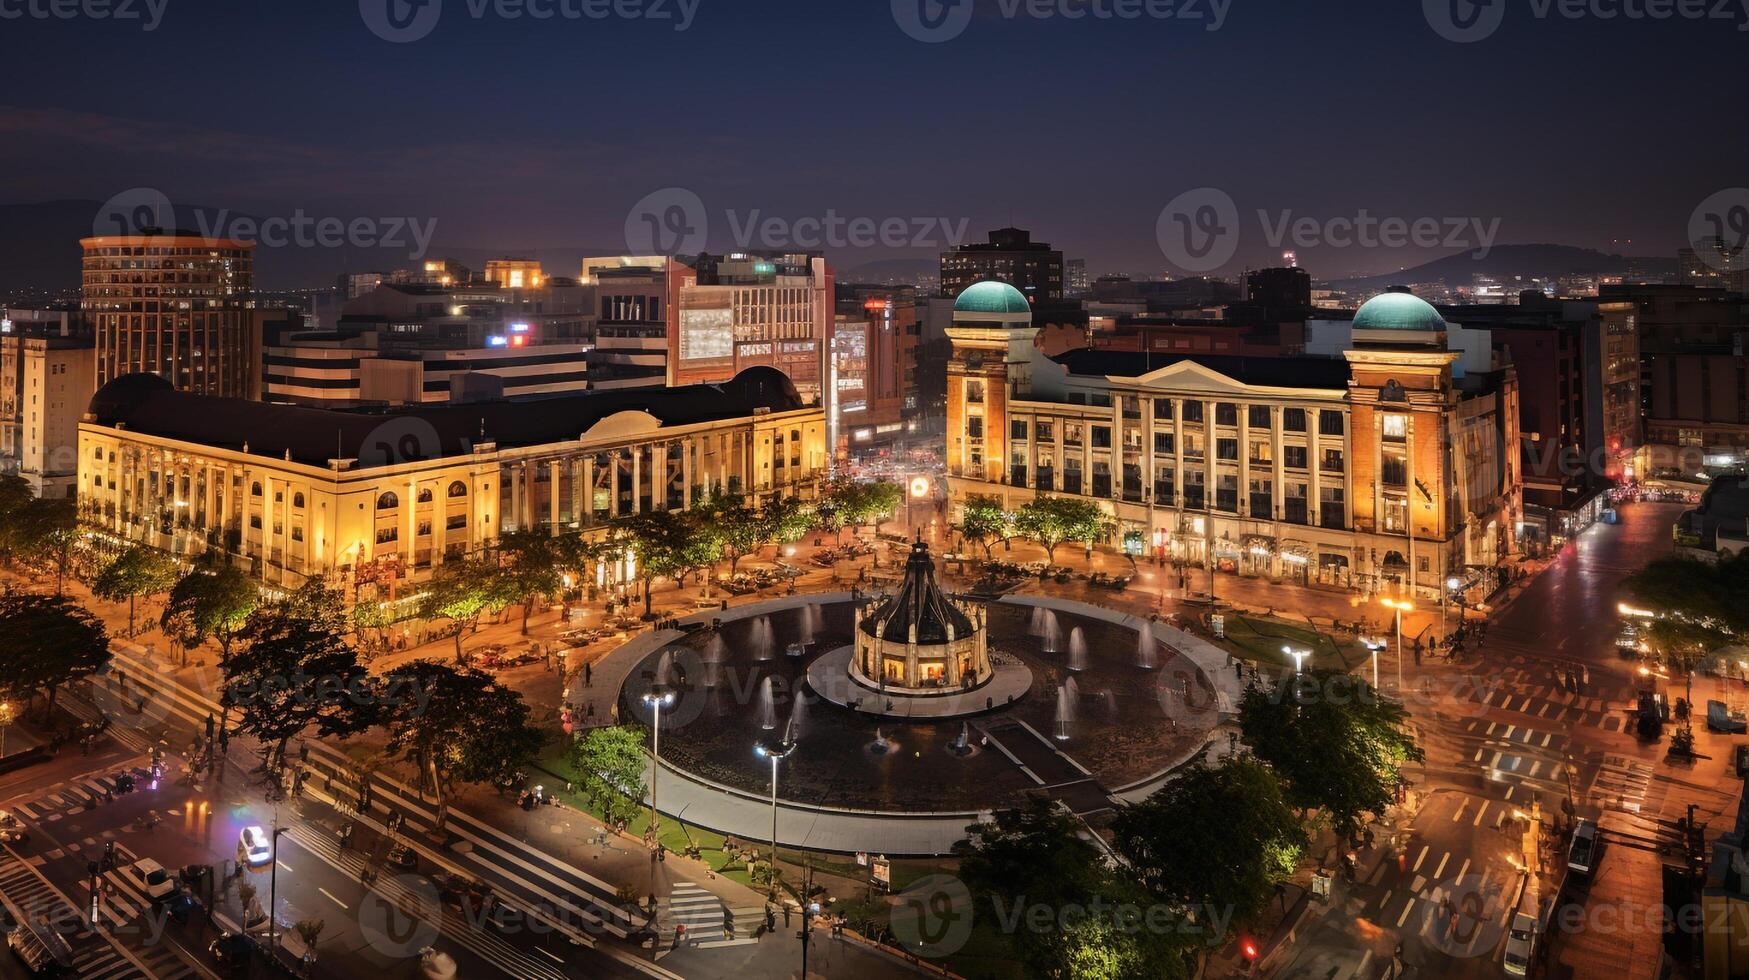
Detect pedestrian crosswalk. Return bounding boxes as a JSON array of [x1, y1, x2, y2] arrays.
[[286, 824, 571, 980], [1593, 755, 1658, 814], [1461, 718, 1572, 754], [1475, 686, 1618, 731], [0, 842, 181, 979], [667, 882, 726, 944], [7, 767, 148, 824]]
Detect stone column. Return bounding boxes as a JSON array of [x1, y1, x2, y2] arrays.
[[582, 455, 595, 526], [548, 460, 562, 534], [630, 446, 643, 514]]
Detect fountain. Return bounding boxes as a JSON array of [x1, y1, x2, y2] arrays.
[[870, 727, 894, 755], [1040, 612, 1063, 654], [751, 616, 775, 661], [1028, 606, 1049, 637], [947, 722, 975, 757], [1054, 677, 1079, 740], [702, 635, 726, 688], [1066, 627, 1087, 671], [757, 676, 777, 730], [797, 603, 823, 648], [786, 691, 806, 740], [851, 539, 992, 697], [1135, 623, 1158, 670], [652, 649, 675, 689], [1101, 689, 1119, 720]]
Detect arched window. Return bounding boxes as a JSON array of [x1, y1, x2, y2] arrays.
[[292, 493, 305, 509], [377, 491, 399, 510], [93, 446, 103, 460], [417, 488, 433, 503], [251, 482, 263, 497], [447, 481, 467, 498]]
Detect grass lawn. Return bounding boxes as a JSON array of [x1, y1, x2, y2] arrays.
[[1221, 615, 1362, 673]]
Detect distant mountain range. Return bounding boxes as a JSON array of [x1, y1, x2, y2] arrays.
[[0, 201, 1679, 299], [1324, 244, 1677, 292]]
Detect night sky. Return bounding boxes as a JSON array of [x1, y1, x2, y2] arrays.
[[3, 0, 1743, 279]]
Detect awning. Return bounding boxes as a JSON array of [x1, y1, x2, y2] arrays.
[[1241, 534, 1275, 557], [1281, 541, 1313, 562]]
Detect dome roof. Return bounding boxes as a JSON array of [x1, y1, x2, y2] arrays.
[[953, 281, 1032, 316], [861, 540, 976, 646], [1354, 291, 1446, 332]]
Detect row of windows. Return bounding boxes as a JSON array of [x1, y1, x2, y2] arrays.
[[377, 483, 470, 508]]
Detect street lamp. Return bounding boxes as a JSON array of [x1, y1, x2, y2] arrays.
[[1379, 598, 1414, 690], [267, 826, 289, 950], [641, 689, 677, 836], [753, 734, 798, 899], [1362, 638, 1385, 690]]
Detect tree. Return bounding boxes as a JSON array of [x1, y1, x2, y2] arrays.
[[822, 480, 903, 541], [1012, 495, 1104, 561], [93, 545, 179, 637], [956, 494, 1012, 561], [160, 558, 258, 666], [0, 474, 33, 564], [1113, 757, 1306, 933], [0, 593, 111, 718], [616, 512, 697, 618], [380, 660, 545, 828], [960, 798, 1192, 980], [706, 495, 764, 575], [295, 919, 324, 965], [14, 497, 79, 594], [419, 558, 504, 663], [496, 531, 562, 635], [1238, 669, 1423, 837], [570, 725, 649, 828], [763, 495, 814, 547], [224, 581, 377, 781]]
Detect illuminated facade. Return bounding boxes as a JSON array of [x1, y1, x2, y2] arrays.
[[81, 232, 255, 398], [483, 259, 544, 289], [672, 253, 833, 405], [78, 369, 828, 589], [947, 286, 1521, 597]]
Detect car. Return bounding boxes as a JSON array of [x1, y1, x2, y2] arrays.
[[1616, 623, 1645, 656], [0, 829, 30, 846], [161, 892, 203, 926], [129, 859, 177, 901], [386, 844, 418, 872], [1503, 912, 1538, 976], [238, 826, 273, 867], [1568, 819, 1600, 876]]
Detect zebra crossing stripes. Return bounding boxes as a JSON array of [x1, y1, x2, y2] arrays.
[[1593, 756, 1656, 813], [285, 824, 570, 980], [0, 846, 143, 979], [667, 882, 726, 944], [9, 769, 143, 823]]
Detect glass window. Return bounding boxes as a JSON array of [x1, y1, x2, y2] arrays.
[[1283, 408, 1307, 431], [1216, 403, 1238, 426], [377, 491, 399, 509], [1383, 413, 1408, 440], [1248, 405, 1272, 429]]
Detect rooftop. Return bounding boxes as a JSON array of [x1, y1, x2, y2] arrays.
[[1051, 348, 1352, 390], [86, 367, 805, 469]]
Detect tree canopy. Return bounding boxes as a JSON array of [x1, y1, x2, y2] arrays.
[[1622, 554, 1749, 669], [1112, 756, 1307, 931], [93, 545, 179, 637], [1237, 669, 1422, 837], [1013, 495, 1110, 560], [0, 592, 112, 716], [570, 725, 649, 827], [160, 558, 259, 665], [380, 659, 545, 826], [956, 494, 1012, 560], [419, 558, 507, 662], [495, 531, 564, 634]]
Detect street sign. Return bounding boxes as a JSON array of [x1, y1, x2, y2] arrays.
[[871, 855, 891, 888], [855, 852, 868, 867], [1211, 614, 1225, 639]]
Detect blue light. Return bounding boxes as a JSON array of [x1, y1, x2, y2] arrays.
[[509, 322, 530, 333], [487, 335, 508, 347]]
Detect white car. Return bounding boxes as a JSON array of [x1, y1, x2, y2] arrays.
[[239, 826, 273, 867], [1503, 912, 1538, 976], [131, 859, 176, 901]]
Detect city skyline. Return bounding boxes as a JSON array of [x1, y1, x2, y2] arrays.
[[1, 0, 1744, 281]]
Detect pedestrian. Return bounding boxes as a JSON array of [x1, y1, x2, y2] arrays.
[[585, 661, 593, 687], [784, 904, 792, 927]]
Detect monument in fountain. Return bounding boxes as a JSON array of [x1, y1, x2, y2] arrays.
[[851, 538, 991, 696]]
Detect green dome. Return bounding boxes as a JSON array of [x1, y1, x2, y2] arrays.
[[1354, 292, 1446, 332], [953, 281, 1032, 315]]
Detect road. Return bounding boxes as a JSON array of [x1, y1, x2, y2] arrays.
[[1278, 501, 1732, 979]]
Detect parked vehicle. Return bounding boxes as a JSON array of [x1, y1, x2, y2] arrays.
[[1503, 912, 1539, 976], [386, 844, 418, 872], [1708, 700, 1747, 734], [1568, 819, 1600, 876]]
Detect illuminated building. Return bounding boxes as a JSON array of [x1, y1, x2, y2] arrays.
[[265, 280, 593, 406], [78, 368, 827, 589], [940, 227, 1063, 303], [947, 284, 1520, 596], [484, 259, 545, 289], [81, 231, 255, 398], [672, 253, 833, 405], [1, 308, 95, 498], [582, 256, 684, 391]]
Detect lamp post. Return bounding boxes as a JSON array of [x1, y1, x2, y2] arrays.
[[0, 701, 14, 759], [753, 735, 797, 899], [267, 826, 289, 950], [1379, 598, 1414, 691], [1363, 638, 1385, 690], [642, 690, 677, 837]]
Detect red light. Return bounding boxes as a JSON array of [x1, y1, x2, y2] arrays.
[[863, 300, 891, 311], [510, 335, 526, 347], [1241, 939, 1259, 960]]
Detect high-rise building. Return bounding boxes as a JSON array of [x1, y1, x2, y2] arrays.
[[1680, 238, 1749, 294], [672, 252, 833, 405], [1065, 259, 1089, 297], [0, 307, 95, 498], [940, 227, 1064, 303], [81, 231, 255, 398], [581, 256, 685, 391], [1246, 267, 1313, 312]]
